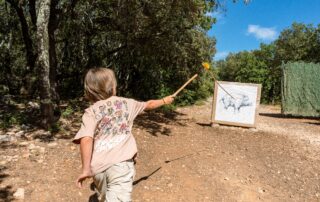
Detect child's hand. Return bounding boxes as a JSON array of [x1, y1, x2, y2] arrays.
[[163, 95, 175, 105], [146, 95, 175, 110], [76, 169, 93, 188]]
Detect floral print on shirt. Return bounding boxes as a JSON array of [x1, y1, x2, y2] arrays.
[[93, 99, 131, 152]]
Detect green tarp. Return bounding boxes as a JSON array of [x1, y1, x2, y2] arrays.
[[281, 62, 320, 117]]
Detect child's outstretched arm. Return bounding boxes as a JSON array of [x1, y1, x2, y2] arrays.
[[145, 95, 175, 110], [76, 136, 93, 188]]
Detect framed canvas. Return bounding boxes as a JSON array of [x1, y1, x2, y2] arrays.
[[211, 81, 261, 128]]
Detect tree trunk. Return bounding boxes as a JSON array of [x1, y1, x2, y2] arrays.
[[6, 0, 37, 96], [28, 0, 37, 29], [49, 0, 60, 105], [36, 0, 55, 129]]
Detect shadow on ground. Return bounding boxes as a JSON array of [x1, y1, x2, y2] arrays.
[[0, 97, 85, 142], [196, 122, 212, 127], [259, 112, 320, 120], [135, 110, 187, 136], [133, 149, 207, 186], [1, 97, 190, 140], [0, 143, 22, 150], [304, 121, 320, 126], [133, 167, 162, 186], [0, 166, 14, 202]]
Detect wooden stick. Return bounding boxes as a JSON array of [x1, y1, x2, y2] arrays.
[[209, 72, 235, 99], [173, 74, 198, 97], [201, 62, 235, 99]]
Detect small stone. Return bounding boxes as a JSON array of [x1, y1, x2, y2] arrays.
[[21, 124, 30, 130], [15, 131, 25, 137], [0, 161, 6, 165], [11, 136, 18, 142], [70, 146, 76, 150], [48, 142, 58, 147], [6, 156, 13, 162], [22, 152, 30, 158], [44, 131, 52, 136], [37, 159, 44, 163], [167, 183, 173, 187], [224, 177, 229, 181], [28, 144, 36, 150], [55, 134, 63, 138], [257, 187, 265, 194], [19, 142, 29, 146], [0, 135, 11, 142], [39, 147, 46, 153], [27, 181, 31, 184], [13, 188, 24, 200], [6, 131, 16, 135], [182, 164, 185, 168]]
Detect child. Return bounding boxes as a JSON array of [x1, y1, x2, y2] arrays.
[[73, 67, 174, 201]]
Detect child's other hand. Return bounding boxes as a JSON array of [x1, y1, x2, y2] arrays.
[[163, 95, 175, 105], [76, 169, 93, 188]]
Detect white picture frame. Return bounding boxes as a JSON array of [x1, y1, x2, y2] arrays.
[[211, 81, 261, 128]]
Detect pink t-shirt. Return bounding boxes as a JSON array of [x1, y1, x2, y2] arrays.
[[73, 96, 146, 175]]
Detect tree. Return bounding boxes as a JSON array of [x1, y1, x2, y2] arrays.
[[2, 0, 63, 128], [56, 0, 217, 100], [36, 0, 59, 129], [217, 51, 270, 102], [5, 0, 37, 95], [275, 22, 319, 63], [253, 43, 280, 104], [1, 0, 221, 128], [216, 22, 320, 104]]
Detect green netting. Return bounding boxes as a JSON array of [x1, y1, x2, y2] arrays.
[[281, 62, 320, 117]]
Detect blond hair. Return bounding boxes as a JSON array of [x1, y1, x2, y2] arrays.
[[84, 68, 117, 102]]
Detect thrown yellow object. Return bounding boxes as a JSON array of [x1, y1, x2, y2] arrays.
[[202, 62, 210, 70], [202, 62, 236, 99]]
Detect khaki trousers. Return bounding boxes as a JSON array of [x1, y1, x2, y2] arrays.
[[93, 160, 135, 202]]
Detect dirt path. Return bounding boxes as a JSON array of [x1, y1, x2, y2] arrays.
[[1, 101, 320, 202]]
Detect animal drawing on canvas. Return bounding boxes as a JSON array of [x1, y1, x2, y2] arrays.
[[220, 93, 252, 113]]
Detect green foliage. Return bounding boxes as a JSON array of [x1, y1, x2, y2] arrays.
[[158, 104, 177, 113], [0, 4, 27, 95], [49, 122, 61, 134], [216, 50, 272, 103], [61, 106, 74, 118], [275, 23, 320, 63], [0, 110, 28, 129], [1, 0, 217, 105], [216, 22, 320, 104]]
